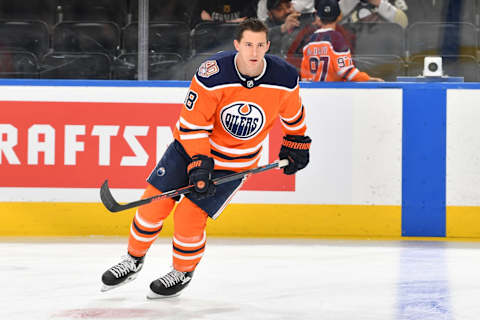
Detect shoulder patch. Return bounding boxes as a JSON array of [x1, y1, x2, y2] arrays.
[[198, 60, 220, 78]]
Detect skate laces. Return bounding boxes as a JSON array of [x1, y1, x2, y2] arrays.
[[159, 269, 187, 288], [109, 256, 138, 278]]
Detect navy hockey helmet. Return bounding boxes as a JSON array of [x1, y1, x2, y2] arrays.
[[315, 0, 341, 22]]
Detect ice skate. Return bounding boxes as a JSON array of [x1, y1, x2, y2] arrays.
[[147, 269, 194, 299], [101, 254, 144, 292]]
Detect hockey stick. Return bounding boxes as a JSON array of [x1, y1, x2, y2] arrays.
[[100, 159, 289, 213]]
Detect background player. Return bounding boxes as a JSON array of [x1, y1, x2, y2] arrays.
[[101, 18, 312, 299], [301, 0, 383, 82]]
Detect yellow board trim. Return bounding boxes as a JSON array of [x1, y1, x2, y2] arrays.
[[210, 204, 401, 237], [0, 202, 401, 237], [447, 206, 480, 238]]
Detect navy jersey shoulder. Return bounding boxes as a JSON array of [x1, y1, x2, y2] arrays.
[[194, 51, 238, 88], [194, 51, 298, 90], [307, 29, 350, 53], [261, 54, 299, 89]]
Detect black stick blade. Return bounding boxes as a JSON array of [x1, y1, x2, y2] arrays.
[[100, 180, 154, 212], [100, 180, 122, 212]]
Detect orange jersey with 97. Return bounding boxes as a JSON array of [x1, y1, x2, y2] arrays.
[[173, 51, 307, 172], [301, 28, 370, 82]]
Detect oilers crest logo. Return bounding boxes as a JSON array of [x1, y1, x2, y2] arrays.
[[220, 102, 265, 140]]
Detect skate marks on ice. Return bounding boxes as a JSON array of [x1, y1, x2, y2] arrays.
[[50, 297, 298, 320], [51, 293, 242, 320], [52, 308, 160, 319], [51, 303, 238, 320], [2, 238, 480, 319]]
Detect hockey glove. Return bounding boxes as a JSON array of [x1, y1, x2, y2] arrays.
[[187, 154, 216, 200], [278, 135, 312, 175]]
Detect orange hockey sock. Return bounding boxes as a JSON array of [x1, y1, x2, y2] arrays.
[[127, 184, 175, 257], [172, 197, 208, 272]]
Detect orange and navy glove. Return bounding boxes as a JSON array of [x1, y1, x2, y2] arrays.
[[278, 135, 312, 175], [187, 154, 216, 200]]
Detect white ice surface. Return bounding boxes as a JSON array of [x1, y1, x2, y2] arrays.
[[1, 238, 480, 320]]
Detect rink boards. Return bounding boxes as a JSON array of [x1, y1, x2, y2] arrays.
[[0, 80, 479, 238]]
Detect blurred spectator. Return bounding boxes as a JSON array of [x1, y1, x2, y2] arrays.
[[301, 0, 383, 81], [257, 0, 315, 21], [266, 0, 317, 55], [339, 0, 408, 28], [190, 0, 257, 28], [265, 0, 299, 31]]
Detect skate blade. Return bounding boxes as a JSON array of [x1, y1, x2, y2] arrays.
[[146, 288, 181, 300], [101, 284, 118, 292], [100, 275, 138, 292]]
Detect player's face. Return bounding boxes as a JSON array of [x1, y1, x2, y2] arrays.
[[234, 30, 270, 77]]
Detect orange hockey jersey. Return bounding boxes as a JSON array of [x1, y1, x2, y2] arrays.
[[301, 28, 370, 82], [173, 51, 307, 172]]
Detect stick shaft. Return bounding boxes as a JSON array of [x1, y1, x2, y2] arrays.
[[100, 159, 288, 213]]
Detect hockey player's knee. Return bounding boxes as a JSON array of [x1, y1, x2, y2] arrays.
[[137, 184, 176, 223], [173, 197, 208, 240]]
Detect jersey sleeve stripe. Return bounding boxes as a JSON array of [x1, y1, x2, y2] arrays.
[[179, 117, 213, 130], [281, 117, 306, 131], [214, 154, 262, 168], [281, 105, 304, 126], [211, 147, 261, 160], [341, 67, 355, 80], [179, 132, 210, 140], [337, 66, 354, 76], [280, 103, 303, 122], [347, 69, 359, 81], [209, 138, 265, 155], [179, 126, 213, 133]]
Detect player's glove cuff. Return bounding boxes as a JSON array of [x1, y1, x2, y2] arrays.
[[278, 135, 312, 175], [187, 155, 216, 199]]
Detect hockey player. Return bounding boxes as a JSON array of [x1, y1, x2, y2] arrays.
[[101, 18, 312, 299], [301, 0, 383, 82]]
